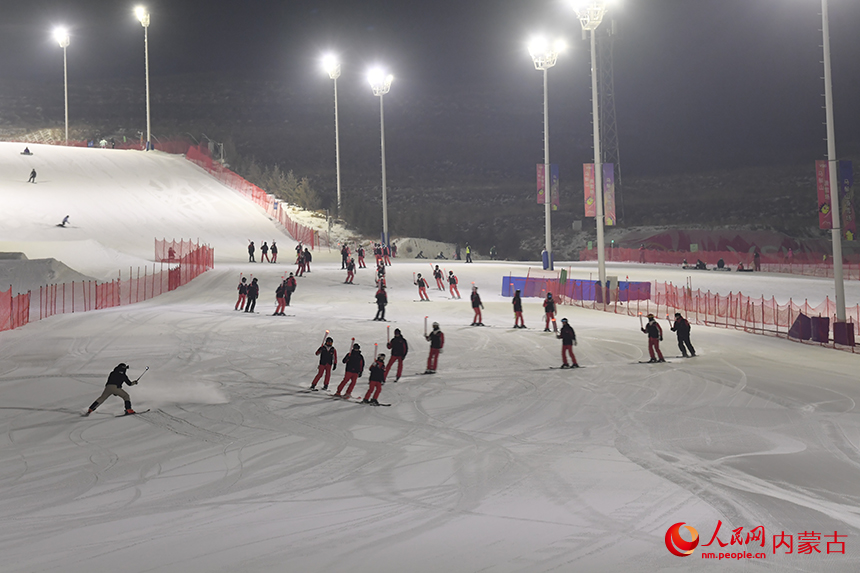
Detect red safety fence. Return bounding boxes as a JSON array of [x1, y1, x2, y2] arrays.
[[1, 242, 214, 333], [185, 144, 325, 249], [580, 247, 860, 279], [155, 238, 204, 263]]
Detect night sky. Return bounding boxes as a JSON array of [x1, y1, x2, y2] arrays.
[[2, 0, 860, 176]]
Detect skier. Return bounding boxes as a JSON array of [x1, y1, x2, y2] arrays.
[[435, 251, 447, 260], [670, 312, 696, 357], [448, 270, 461, 299], [465, 242, 472, 263], [383, 244, 392, 266], [345, 257, 356, 284], [260, 241, 270, 263], [245, 277, 259, 313], [543, 293, 556, 332], [357, 245, 366, 268], [512, 288, 525, 328], [374, 285, 387, 321], [22, 147, 31, 155], [270, 241, 278, 263], [424, 322, 444, 374], [296, 249, 306, 277], [489, 245, 497, 260], [84, 363, 137, 416], [28, 168, 36, 183], [557, 318, 579, 368], [374, 243, 383, 266], [334, 343, 365, 399], [470, 286, 484, 325], [415, 273, 429, 301], [284, 273, 297, 306], [753, 250, 761, 271], [274, 280, 287, 315], [433, 265, 445, 290], [310, 337, 338, 391], [641, 313, 665, 363], [235, 277, 248, 310], [303, 248, 312, 272], [341, 244, 350, 269], [375, 263, 387, 289], [385, 328, 408, 381], [248, 241, 256, 262], [60, 215, 70, 227], [362, 354, 387, 405]]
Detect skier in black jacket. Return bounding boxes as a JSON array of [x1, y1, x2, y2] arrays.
[[85, 363, 137, 415], [385, 328, 409, 381], [335, 344, 365, 398], [512, 289, 525, 328], [641, 314, 665, 362], [671, 313, 696, 357], [310, 337, 338, 390], [235, 277, 248, 310], [374, 286, 387, 321], [557, 318, 579, 368], [362, 354, 387, 405], [245, 278, 259, 313]]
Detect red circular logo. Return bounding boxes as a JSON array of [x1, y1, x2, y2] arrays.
[[665, 522, 699, 557]]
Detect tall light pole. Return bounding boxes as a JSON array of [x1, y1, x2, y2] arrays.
[[322, 54, 343, 217], [135, 6, 152, 150], [573, 0, 610, 293], [368, 67, 394, 247], [54, 28, 70, 143], [821, 0, 846, 322], [528, 36, 566, 271]]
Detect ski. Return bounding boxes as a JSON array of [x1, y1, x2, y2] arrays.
[[118, 409, 151, 417], [636, 361, 671, 364], [675, 355, 698, 359], [413, 300, 432, 302]]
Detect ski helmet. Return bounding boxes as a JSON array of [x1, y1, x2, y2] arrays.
[[353, 343, 360, 350], [561, 318, 568, 323], [377, 354, 386, 361], [325, 337, 333, 344], [394, 328, 401, 335], [647, 313, 654, 319], [417, 273, 422, 277], [116, 363, 128, 371], [547, 293, 553, 298], [241, 277, 247, 283], [432, 322, 440, 329], [675, 312, 682, 318]]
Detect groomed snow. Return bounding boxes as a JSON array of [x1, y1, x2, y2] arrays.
[[1, 143, 859, 572]]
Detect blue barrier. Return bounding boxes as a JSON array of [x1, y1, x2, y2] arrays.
[[501, 276, 650, 301]]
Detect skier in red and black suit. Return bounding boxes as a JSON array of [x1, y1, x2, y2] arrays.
[[557, 318, 579, 368], [245, 277, 259, 313], [512, 288, 525, 328], [385, 328, 408, 381], [448, 270, 460, 299], [383, 244, 392, 266], [310, 337, 337, 391], [424, 322, 444, 373], [543, 293, 556, 331], [670, 312, 696, 357], [357, 245, 366, 268], [274, 280, 287, 315], [284, 273, 297, 306], [433, 265, 444, 290], [248, 241, 255, 262], [296, 249, 306, 277], [641, 313, 665, 362], [235, 277, 248, 310], [260, 241, 270, 263], [374, 243, 383, 266], [415, 273, 429, 301], [470, 286, 484, 325], [341, 244, 350, 269], [345, 258, 356, 284], [374, 285, 387, 321], [335, 343, 365, 398], [362, 354, 386, 405], [376, 262, 386, 288], [303, 248, 312, 272], [270, 241, 278, 263]]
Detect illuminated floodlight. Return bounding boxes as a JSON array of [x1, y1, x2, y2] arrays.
[[135, 6, 150, 27], [54, 27, 70, 48], [322, 53, 341, 80], [528, 36, 566, 70], [367, 68, 393, 96], [570, 0, 613, 30]]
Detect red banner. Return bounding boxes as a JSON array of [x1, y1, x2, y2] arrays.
[[603, 163, 615, 225], [583, 164, 596, 217], [537, 164, 546, 204], [817, 160, 832, 230]]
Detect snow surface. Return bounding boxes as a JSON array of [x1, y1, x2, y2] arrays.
[[1, 142, 860, 572]]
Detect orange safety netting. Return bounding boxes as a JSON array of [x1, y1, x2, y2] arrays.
[[0, 287, 30, 332]]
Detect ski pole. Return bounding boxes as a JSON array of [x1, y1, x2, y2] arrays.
[[638, 312, 644, 329], [386, 325, 390, 343], [134, 366, 149, 383]]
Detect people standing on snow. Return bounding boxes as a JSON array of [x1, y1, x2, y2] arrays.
[[374, 285, 387, 321], [260, 241, 270, 263], [28, 169, 37, 183], [341, 244, 350, 269], [448, 270, 460, 299], [391, 242, 397, 257], [455, 243, 461, 260], [385, 328, 408, 382], [543, 293, 556, 332], [362, 354, 387, 405], [303, 248, 312, 272], [425, 322, 444, 374], [383, 244, 392, 266], [245, 277, 259, 313], [334, 343, 365, 399], [310, 337, 338, 391], [84, 363, 138, 416], [235, 277, 248, 310], [270, 241, 278, 263], [490, 245, 497, 260], [345, 258, 356, 284], [374, 243, 383, 266], [357, 245, 366, 268], [415, 273, 429, 301], [433, 265, 445, 290], [753, 250, 761, 272], [641, 313, 665, 363], [284, 273, 297, 306], [274, 280, 287, 315], [557, 318, 579, 368], [470, 286, 484, 326], [465, 242, 472, 263], [248, 241, 256, 262], [670, 313, 696, 357], [376, 262, 386, 289], [512, 288, 525, 328], [295, 250, 306, 276]]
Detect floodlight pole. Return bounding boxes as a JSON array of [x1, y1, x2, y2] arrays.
[[575, 1, 609, 296], [327, 63, 343, 217], [370, 73, 393, 247], [137, 8, 152, 150], [56, 32, 70, 143], [822, 0, 846, 322]]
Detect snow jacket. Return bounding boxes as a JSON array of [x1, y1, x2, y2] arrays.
[[368, 361, 386, 383], [387, 335, 408, 357], [416, 277, 428, 289], [643, 320, 662, 339], [543, 298, 555, 314], [316, 344, 337, 366], [433, 268, 443, 279], [426, 330, 445, 349], [343, 350, 365, 375], [558, 324, 576, 346], [512, 293, 522, 312], [238, 281, 248, 295], [376, 289, 387, 306], [448, 274, 458, 285], [285, 277, 297, 292], [247, 280, 259, 299], [471, 292, 483, 308], [106, 369, 132, 387]]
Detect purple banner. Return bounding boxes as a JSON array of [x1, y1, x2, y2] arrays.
[[839, 160, 855, 240], [603, 163, 615, 226], [550, 164, 559, 209], [817, 160, 832, 230], [583, 164, 596, 217], [537, 164, 546, 204]]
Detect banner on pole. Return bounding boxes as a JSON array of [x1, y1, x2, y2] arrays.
[[816, 160, 832, 230], [839, 160, 855, 240], [583, 164, 596, 217], [537, 164, 546, 204], [550, 164, 559, 210], [603, 163, 615, 226]]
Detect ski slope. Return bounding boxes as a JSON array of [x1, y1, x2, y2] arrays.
[[1, 143, 859, 572]]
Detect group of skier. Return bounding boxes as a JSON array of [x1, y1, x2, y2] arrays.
[[234, 273, 297, 315], [247, 240, 282, 264]]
